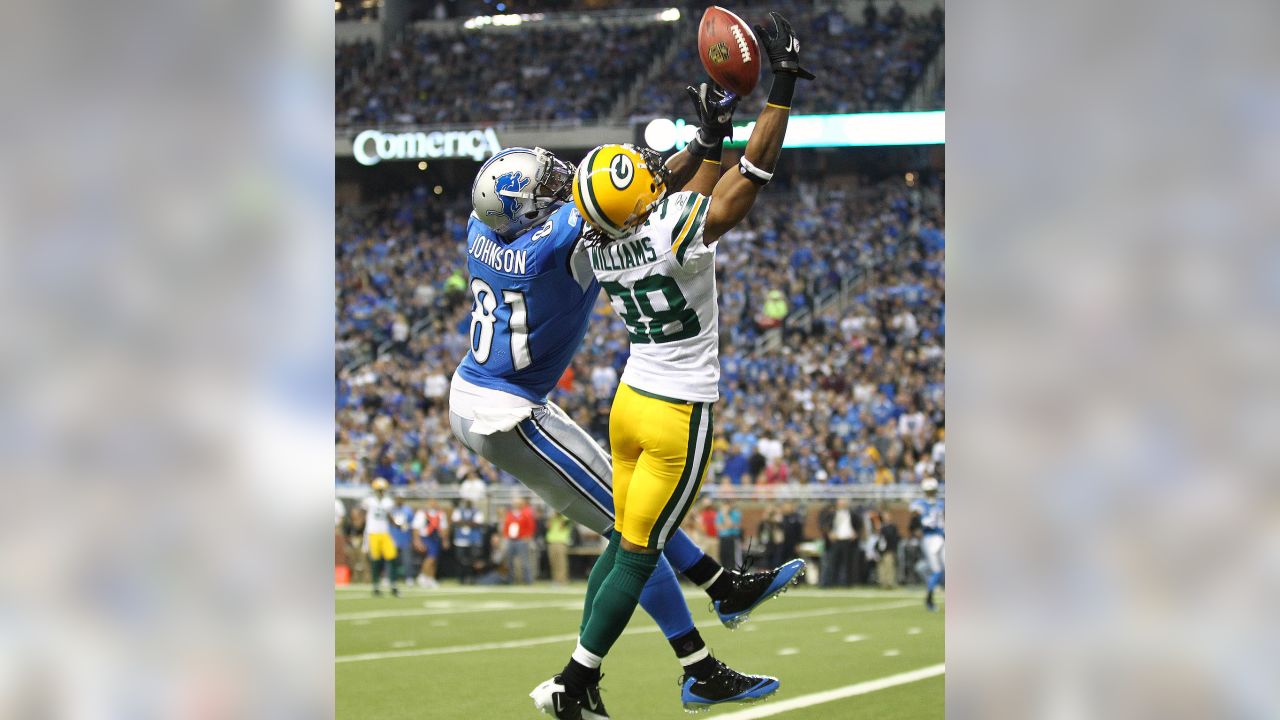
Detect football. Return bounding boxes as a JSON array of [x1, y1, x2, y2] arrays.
[[697, 6, 761, 96]]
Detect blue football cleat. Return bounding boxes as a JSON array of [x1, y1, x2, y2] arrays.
[[680, 657, 780, 713], [714, 558, 806, 629]]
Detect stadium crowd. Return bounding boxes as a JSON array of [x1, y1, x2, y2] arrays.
[[337, 21, 676, 127], [627, 0, 944, 118], [336, 169, 944, 496], [336, 1, 942, 127]]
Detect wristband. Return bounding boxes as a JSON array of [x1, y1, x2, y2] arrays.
[[767, 73, 796, 108], [687, 130, 717, 158], [738, 156, 773, 185], [707, 140, 724, 163]]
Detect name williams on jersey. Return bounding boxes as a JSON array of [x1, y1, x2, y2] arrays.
[[589, 237, 657, 272]]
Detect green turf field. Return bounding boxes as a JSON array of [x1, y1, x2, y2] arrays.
[[336, 583, 943, 719]]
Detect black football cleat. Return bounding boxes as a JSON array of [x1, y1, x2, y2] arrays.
[[715, 558, 806, 629], [680, 656, 780, 712]]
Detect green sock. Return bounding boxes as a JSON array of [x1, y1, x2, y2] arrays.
[[579, 548, 660, 657], [388, 557, 399, 585], [581, 532, 621, 634], [371, 558, 384, 587]]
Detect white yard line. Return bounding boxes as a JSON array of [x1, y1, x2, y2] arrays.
[[709, 664, 945, 719], [336, 633, 580, 663], [336, 601, 918, 663], [336, 600, 580, 622]]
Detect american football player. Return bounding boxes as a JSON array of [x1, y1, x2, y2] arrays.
[[910, 476, 945, 611], [535, 12, 815, 718], [360, 478, 403, 597], [450, 82, 803, 719]]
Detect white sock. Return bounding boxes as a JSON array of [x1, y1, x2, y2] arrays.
[[572, 642, 603, 670], [697, 568, 724, 591]]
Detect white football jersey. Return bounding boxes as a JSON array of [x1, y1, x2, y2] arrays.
[[587, 191, 719, 403], [361, 495, 395, 535]]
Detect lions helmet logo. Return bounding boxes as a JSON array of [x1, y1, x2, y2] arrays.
[[487, 171, 531, 222]]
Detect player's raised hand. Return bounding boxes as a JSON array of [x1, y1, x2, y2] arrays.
[[753, 12, 815, 80], [686, 82, 740, 144]]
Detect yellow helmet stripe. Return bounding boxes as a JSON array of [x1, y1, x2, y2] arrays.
[[576, 148, 623, 236], [670, 194, 707, 259]]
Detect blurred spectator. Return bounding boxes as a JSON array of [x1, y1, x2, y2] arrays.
[[822, 498, 858, 587], [697, 500, 719, 557], [757, 509, 786, 568], [717, 501, 743, 568], [391, 496, 416, 588], [503, 498, 537, 584], [722, 443, 750, 485], [459, 472, 488, 505], [412, 500, 450, 588], [781, 502, 805, 563], [757, 288, 789, 330], [545, 512, 573, 585], [876, 508, 901, 589], [451, 500, 486, 585]]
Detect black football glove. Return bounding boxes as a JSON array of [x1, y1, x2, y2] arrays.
[[685, 81, 740, 146], [753, 11, 815, 80]]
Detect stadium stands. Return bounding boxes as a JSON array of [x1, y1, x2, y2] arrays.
[[625, 1, 944, 119], [335, 170, 944, 492], [338, 21, 678, 127], [335, 1, 943, 128]]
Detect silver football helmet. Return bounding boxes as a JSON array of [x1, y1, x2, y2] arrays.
[[471, 147, 574, 238]]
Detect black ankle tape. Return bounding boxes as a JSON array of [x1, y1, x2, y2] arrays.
[[670, 628, 706, 658], [767, 74, 796, 108]]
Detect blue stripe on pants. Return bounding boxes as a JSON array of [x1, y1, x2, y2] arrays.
[[518, 419, 614, 518]]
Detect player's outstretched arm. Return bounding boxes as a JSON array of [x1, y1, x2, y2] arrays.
[[704, 12, 814, 245]]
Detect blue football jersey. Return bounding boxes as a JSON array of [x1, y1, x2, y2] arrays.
[[910, 498, 945, 535], [455, 203, 599, 402]]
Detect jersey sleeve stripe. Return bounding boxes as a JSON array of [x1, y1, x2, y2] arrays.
[[673, 195, 710, 264]]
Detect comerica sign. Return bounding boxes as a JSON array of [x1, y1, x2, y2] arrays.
[[352, 128, 503, 165]]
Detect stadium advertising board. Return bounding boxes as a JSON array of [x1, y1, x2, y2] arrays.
[[642, 111, 945, 152], [352, 128, 502, 165]]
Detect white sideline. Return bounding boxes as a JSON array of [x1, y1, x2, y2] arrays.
[[337, 600, 580, 621], [336, 600, 918, 663], [710, 664, 946, 719]]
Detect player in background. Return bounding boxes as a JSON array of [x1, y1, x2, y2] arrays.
[[535, 13, 815, 718], [910, 476, 945, 610], [452, 86, 802, 720], [361, 478, 403, 597]]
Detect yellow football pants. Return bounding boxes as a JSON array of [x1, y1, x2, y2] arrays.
[[610, 383, 714, 550], [367, 532, 398, 561]]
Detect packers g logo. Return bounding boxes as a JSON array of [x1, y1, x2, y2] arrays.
[[708, 42, 729, 65], [609, 153, 634, 190]]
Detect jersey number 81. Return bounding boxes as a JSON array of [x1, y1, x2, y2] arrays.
[[469, 278, 531, 370]]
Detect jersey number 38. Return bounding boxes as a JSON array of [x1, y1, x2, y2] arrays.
[[601, 275, 701, 344]]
